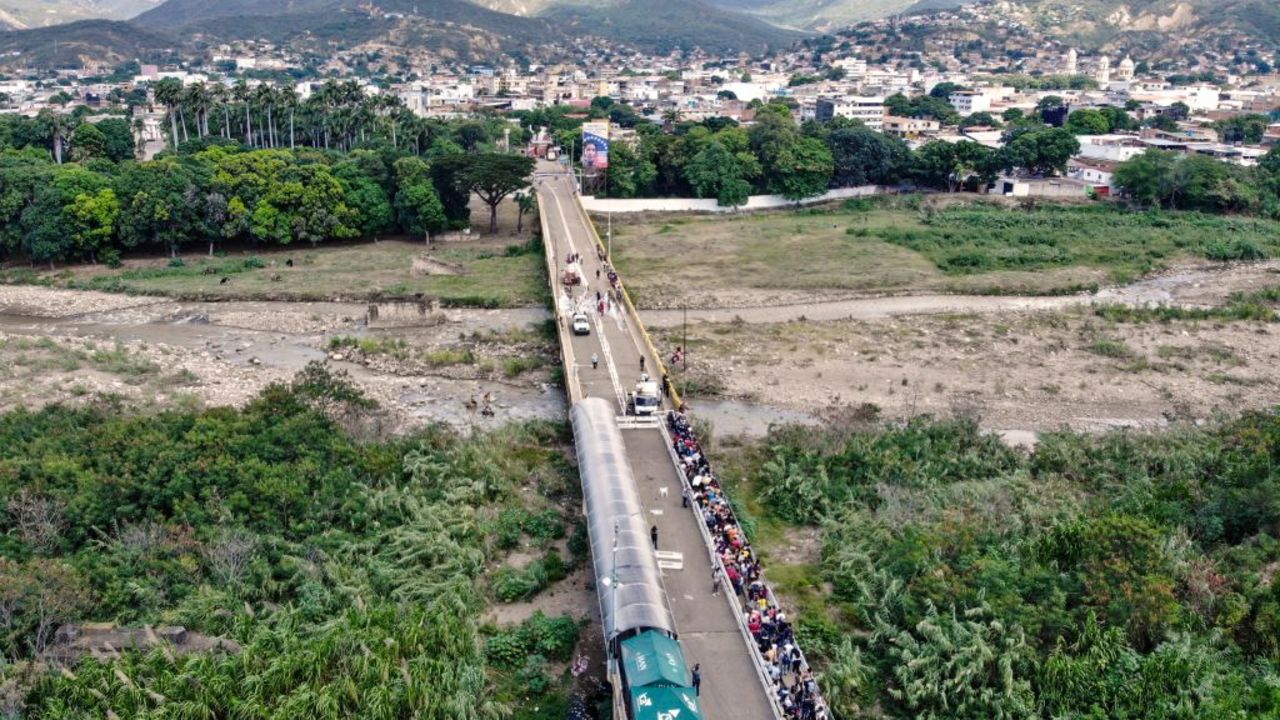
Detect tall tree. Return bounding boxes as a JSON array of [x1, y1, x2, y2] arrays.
[[153, 77, 183, 151], [685, 141, 751, 207], [461, 153, 534, 234]]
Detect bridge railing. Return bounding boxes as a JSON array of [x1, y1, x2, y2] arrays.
[[657, 422, 786, 720]]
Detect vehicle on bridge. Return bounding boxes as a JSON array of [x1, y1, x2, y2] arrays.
[[563, 261, 583, 286], [571, 398, 702, 720], [572, 312, 591, 335], [626, 380, 661, 416]]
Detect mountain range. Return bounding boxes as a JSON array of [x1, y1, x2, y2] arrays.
[[130, 0, 797, 57], [0, 0, 162, 30], [0, 0, 1275, 70]]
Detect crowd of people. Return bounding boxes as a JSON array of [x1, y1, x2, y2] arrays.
[[668, 410, 828, 720]]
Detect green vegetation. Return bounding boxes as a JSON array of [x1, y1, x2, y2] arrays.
[[0, 365, 587, 717], [881, 204, 1280, 280], [616, 200, 1280, 300], [726, 411, 1280, 719], [0, 92, 534, 275], [602, 102, 1081, 206], [1095, 285, 1280, 323], [1115, 145, 1280, 217], [8, 241, 545, 307], [328, 322, 554, 377]]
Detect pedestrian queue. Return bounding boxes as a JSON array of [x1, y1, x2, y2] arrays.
[[668, 410, 828, 720]]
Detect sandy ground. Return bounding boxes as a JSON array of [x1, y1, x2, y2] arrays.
[[0, 286, 561, 432], [640, 261, 1280, 326], [655, 305, 1280, 438], [5, 243, 1279, 443]]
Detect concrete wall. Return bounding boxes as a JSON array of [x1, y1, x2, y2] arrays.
[[366, 301, 447, 328], [579, 185, 884, 214]]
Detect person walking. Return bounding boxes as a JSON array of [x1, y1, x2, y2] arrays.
[[639, 355, 645, 372], [711, 570, 722, 596], [591, 353, 599, 370], [650, 525, 658, 549], [691, 664, 702, 696]]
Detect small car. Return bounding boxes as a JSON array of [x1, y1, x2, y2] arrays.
[[572, 313, 591, 335]]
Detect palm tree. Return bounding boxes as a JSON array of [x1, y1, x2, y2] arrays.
[[255, 84, 277, 149], [661, 108, 682, 133], [209, 83, 231, 139], [233, 80, 253, 146], [183, 82, 212, 138], [279, 85, 299, 150], [37, 109, 74, 164], [153, 77, 183, 150]]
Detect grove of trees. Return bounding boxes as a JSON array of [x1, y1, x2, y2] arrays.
[[0, 104, 534, 266], [596, 102, 1081, 206], [1115, 145, 1280, 217]]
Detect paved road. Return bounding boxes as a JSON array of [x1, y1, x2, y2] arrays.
[[535, 169, 776, 720]]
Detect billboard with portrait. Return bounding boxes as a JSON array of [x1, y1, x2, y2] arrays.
[[582, 121, 610, 171]]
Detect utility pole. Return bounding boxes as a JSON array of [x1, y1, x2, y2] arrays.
[[607, 212, 612, 259], [683, 303, 687, 372]]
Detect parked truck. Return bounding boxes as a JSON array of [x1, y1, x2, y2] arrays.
[[625, 379, 661, 416]]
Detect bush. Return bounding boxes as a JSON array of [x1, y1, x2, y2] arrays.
[[485, 612, 581, 668], [167, 257, 186, 268], [523, 509, 565, 541], [1204, 238, 1269, 262], [542, 549, 567, 584], [1088, 338, 1135, 359], [492, 564, 548, 602], [516, 654, 551, 695]]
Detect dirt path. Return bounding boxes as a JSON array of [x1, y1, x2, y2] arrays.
[[640, 262, 1280, 327]]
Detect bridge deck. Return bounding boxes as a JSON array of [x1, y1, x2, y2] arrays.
[[536, 168, 776, 720]]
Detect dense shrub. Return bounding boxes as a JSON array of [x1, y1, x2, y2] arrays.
[[0, 370, 582, 714], [740, 411, 1280, 718]]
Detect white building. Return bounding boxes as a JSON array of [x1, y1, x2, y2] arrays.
[[814, 96, 886, 130], [1076, 134, 1147, 162], [949, 90, 992, 115], [1117, 55, 1136, 82]]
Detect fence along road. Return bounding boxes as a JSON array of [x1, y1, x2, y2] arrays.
[[534, 167, 778, 720]]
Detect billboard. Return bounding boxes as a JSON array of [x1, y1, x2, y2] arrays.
[[582, 121, 610, 171]]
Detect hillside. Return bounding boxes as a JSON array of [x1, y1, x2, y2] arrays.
[[135, 0, 798, 56], [711, 0, 1280, 47], [133, 0, 557, 58], [714, 0, 954, 30], [980, 0, 1280, 48], [0, 19, 176, 67], [0, 0, 162, 29], [542, 0, 801, 54]]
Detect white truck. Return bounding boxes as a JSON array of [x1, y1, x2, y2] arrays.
[[626, 379, 661, 416]]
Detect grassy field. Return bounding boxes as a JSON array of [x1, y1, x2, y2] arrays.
[[2, 238, 547, 308], [610, 199, 1280, 304]]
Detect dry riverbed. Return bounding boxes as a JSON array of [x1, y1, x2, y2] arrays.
[[0, 285, 560, 431], [655, 305, 1280, 437]]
